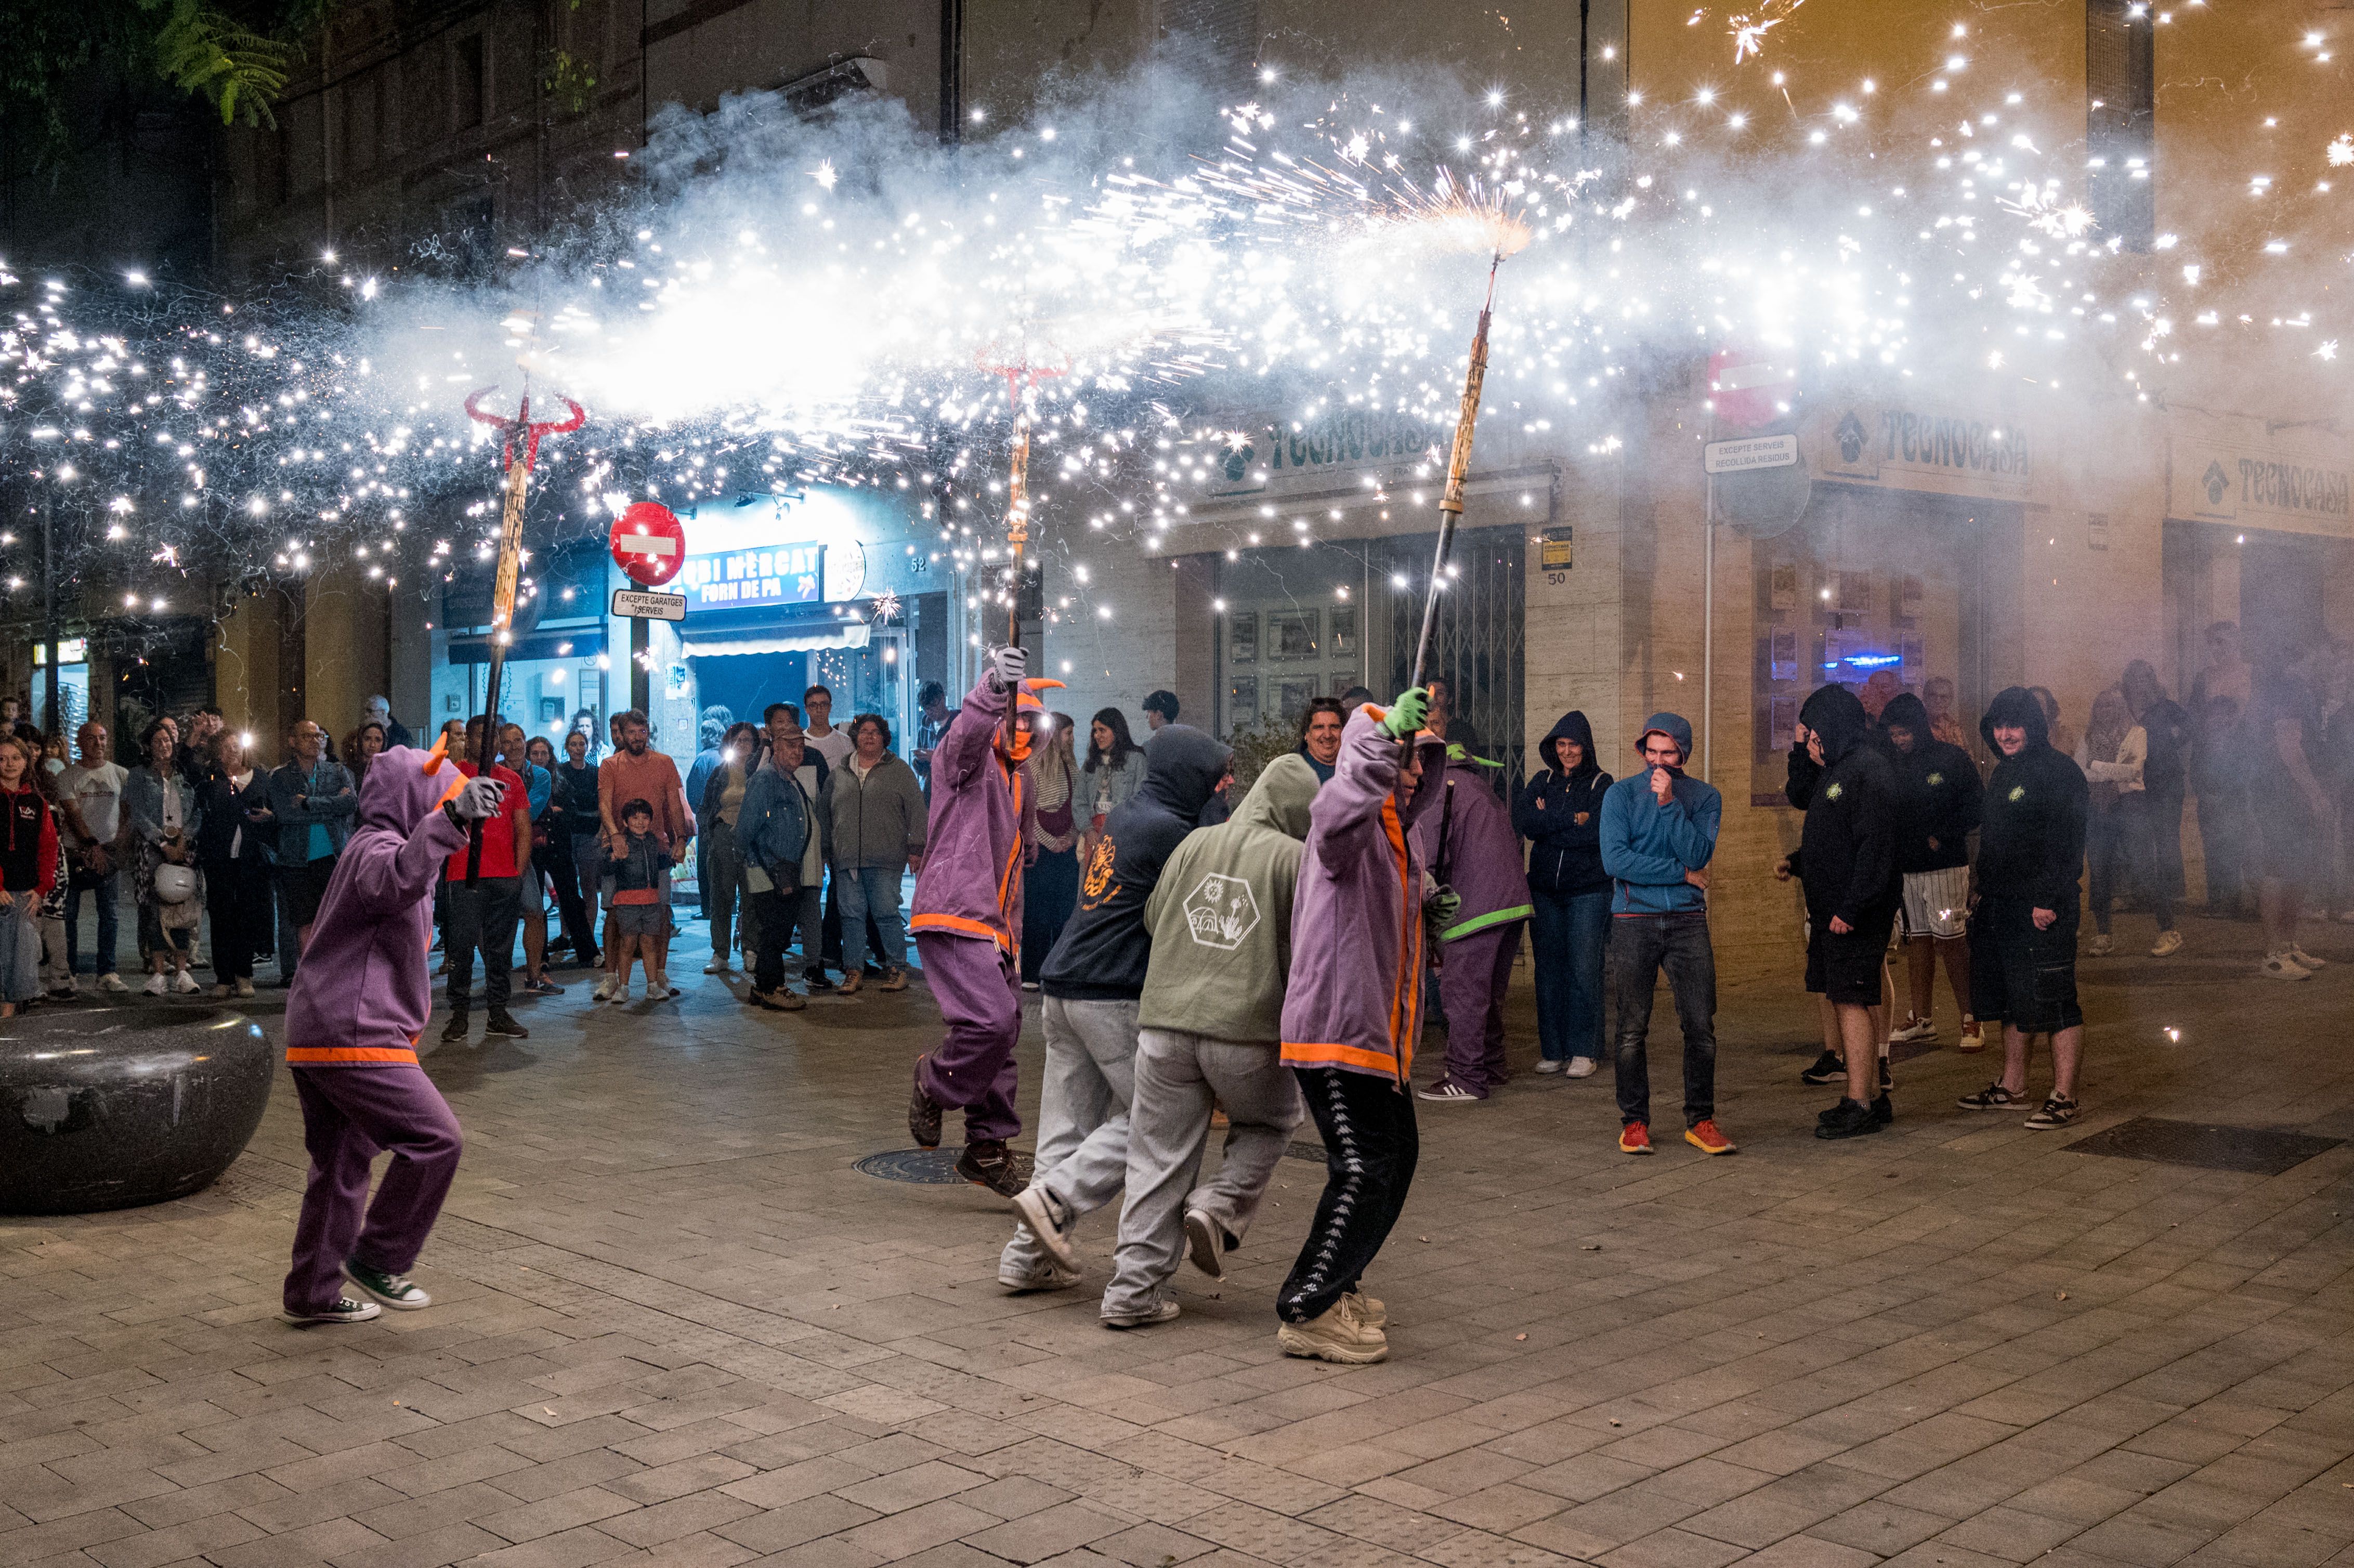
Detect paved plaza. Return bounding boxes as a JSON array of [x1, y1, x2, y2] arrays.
[[6, 909, 2354, 1568]]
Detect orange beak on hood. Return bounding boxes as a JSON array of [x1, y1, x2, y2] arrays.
[[1002, 677, 1066, 764]]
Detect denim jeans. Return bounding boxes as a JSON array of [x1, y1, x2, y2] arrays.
[[66, 869, 119, 975], [1608, 912, 1717, 1129], [1529, 886, 1610, 1062], [836, 864, 907, 974]]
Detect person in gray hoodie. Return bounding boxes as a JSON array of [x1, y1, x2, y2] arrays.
[[1098, 756, 1317, 1328]]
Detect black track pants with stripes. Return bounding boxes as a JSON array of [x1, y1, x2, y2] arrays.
[[1277, 1066, 1419, 1324]]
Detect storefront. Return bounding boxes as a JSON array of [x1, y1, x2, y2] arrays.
[[430, 541, 614, 755], [30, 635, 90, 740]]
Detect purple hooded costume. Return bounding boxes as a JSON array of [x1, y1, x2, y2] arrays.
[[909, 674, 1043, 1140], [1413, 753, 1535, 1097], [281, 743, 469, 1315], [1279, 705, 1448, 1086]]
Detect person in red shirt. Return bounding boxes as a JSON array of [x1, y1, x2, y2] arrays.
[[441, 717, 531, 1044], [597, 709, 694, 998]]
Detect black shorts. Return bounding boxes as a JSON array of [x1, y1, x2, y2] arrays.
[[1968, 898, 2082, 1033], [1805, 909, 1894, 1005], [285, 856, 337, 926]]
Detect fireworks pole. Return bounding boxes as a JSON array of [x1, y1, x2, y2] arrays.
[[977, 341, 1068, 657], [463, 384, 585, 885], [1406, 250, 1503, 701]]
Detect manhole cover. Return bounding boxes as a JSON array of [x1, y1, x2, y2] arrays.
[[2063, 1117, 2343, 1176], [855, 1147, 1036, 1185]]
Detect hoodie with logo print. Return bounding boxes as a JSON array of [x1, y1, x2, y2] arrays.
[[1137, 755, 1319, 1044]]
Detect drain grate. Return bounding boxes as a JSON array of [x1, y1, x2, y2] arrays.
[[2063, 1117, 2343, 1176], [854, 1147, 1036, 1185]]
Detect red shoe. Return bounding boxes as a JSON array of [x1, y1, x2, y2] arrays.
[[1684, 1119, 1737, 1156], [1618, 1121, 1653, 1156]]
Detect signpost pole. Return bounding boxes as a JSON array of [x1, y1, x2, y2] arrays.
[[1702, 469, 1715, 783], [631, 618, 650, 714]]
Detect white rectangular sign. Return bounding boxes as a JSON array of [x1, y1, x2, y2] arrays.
[[611, 589, 687, 622], [1705, 434, 1800, 474]]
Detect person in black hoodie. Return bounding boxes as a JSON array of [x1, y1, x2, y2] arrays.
[[1879, 691, 1982, 1049], [1956, 686, 2090, 1129], [1512, 711, 1614, 1076], [1001, 722, 1233, 1302], [1796, 686, 1903, 1139]]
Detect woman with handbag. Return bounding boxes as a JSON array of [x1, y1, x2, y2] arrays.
[[125, 718, 204, 995], [0, 732, 62, 1014], [197, 731, 276, 998]]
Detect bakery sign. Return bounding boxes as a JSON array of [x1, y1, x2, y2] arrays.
[[1805, 399, 2035, 500], [1205, 408, 1445, 498], [2168, 438, 2351, 534]]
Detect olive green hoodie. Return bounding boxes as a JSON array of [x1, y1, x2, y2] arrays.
[[1137, 754, 1319, 1044]]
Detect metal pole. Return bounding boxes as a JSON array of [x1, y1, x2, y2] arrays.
[[630, 616, 650, 713], [41, 495, 59, 734], [1702, 469, 1714, 782], [1407, 253, 1502, 694], [466, 438, 531, 884]]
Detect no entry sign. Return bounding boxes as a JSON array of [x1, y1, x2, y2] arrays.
[[611, 502, 685, 586], [1708, 347, 1797, 432]]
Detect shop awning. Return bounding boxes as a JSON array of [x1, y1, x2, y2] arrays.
[[682, 624, 871, 659]]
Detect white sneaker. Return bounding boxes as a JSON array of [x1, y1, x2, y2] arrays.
[[592, 975, 616, 1001], [2289, 945, 2327, 971], [100, 973, 128, 993], [208, 983, 232, 999], [2262, 952, 2311, 981], [1888, 1014, 1937, 1044], [1012, 1186, 1078, 1268], [1277, 1301, 1389, 1363], [999, 1261, 1079, 1293], [2085, 933, 2115, 957], [1565, 1056, 1599, 1079], [234, 978, 256, 998], [2150, 930, 2184, 958], [703, 956, 729, 974], [1533, 1058, 1564, 1075], [1102, 1299, 1181, 1330], [173, 972, 202, 994], [141, 973, 167, 996]]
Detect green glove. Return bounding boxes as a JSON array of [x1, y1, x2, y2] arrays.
[[1380, 687, 1429, 740], [1446, 743, 1505, 768], [1424, 884, 1461, 929]]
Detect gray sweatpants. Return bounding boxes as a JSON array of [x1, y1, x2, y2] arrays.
[[999, 996, 1139, 1282], [1102, 1027, 1302, 1320]]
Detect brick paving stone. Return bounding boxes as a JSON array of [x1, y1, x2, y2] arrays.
[[6, 947, 2354, 1568]]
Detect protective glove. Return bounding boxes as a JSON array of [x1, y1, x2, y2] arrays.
[[1379, 687, 1429, 740], [1446, 743, 1506, 768], [443, 775, 508, 825], [1424, 883, 1461, 932], [987, 644, 1028, 692]]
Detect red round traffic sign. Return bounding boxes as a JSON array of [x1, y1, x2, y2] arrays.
[[611, 502, 685, 586], [1708, 346, 1797, 432]]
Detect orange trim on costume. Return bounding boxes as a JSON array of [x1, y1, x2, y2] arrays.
[[1281, 1041, 1406, 1076], [285, 1046, 421, 1065], [997, 763, 1027, 921], [910, 912, 1012, 951]]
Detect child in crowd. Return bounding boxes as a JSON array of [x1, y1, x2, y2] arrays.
[[603, 799, 673, 1002]]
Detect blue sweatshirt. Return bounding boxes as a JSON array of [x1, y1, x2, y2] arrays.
[[1598, 712, 1720, 916]]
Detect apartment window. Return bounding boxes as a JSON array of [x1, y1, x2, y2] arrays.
[[2085, 0, 2154, 252], [454, 34, 485, 130]]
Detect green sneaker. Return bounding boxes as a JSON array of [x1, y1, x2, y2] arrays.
[[343, 1260, 431, 1310]]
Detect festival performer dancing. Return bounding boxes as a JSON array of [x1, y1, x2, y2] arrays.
[[1275, 689, 1450, 1364], [1101, 753, 1318, 1328], [280, 740, 507, 1324], [999, 720, 1231, 1302], [906, 647, 1062, 1197], [1415, 744, 1534, 1103]]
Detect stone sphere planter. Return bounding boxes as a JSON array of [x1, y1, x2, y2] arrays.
[[0, 1008, 274, 1214]]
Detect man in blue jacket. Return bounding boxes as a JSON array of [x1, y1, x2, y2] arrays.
[[1598, 712, 1732, 1157]]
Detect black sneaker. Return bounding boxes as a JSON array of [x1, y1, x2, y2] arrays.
[[439, 1011, 469, 1043], [278, 1296, 382, 1325], [956, 1139, 1024, 1199], [1815, 1098, 1882, 1139], [1871, 1092, 1893, 1126], [2024, 1096, 2079, 1130], [485, 1011, 530, 1038], [1956, 1081, 2024, 1111], [1800, 1050, 1846, 1086], [908, 1056, 943, 1148], [342, 1260, 431, 1310], [1879, 1056, 1893, 1093]]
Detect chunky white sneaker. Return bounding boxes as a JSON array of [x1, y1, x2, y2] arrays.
[[141, 973, 167, 996], [703, 956, 729, 974], [1888, 1014, 1937, 1044], [173, 971, 202, 994], [2289, 945, 2327, 971], [100, 973, 129, 993], [592, 975, 616, 1001], [1102, 1299, 1181, 1330], [1011, 1186, 1078, 1269], [1533, 1057, 1564, 1075], [2150, 930, 2184, 958], [999, 1261, 1079, 1293], [2263, 952, 2311, 982], [1343, 1290, 1388, 1329], [1277, 1301, 1389, 1363], [1565, 1056, 1599, 1079]]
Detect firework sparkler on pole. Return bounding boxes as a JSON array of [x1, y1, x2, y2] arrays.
[[974, 341, 1069, 651], [461, 384, 585, 884]]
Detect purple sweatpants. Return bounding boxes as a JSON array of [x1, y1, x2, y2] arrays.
[[916, 931, 1023, 1142], [1439, 923, 1522, 1096], [283, 1064, 464, 1314]]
